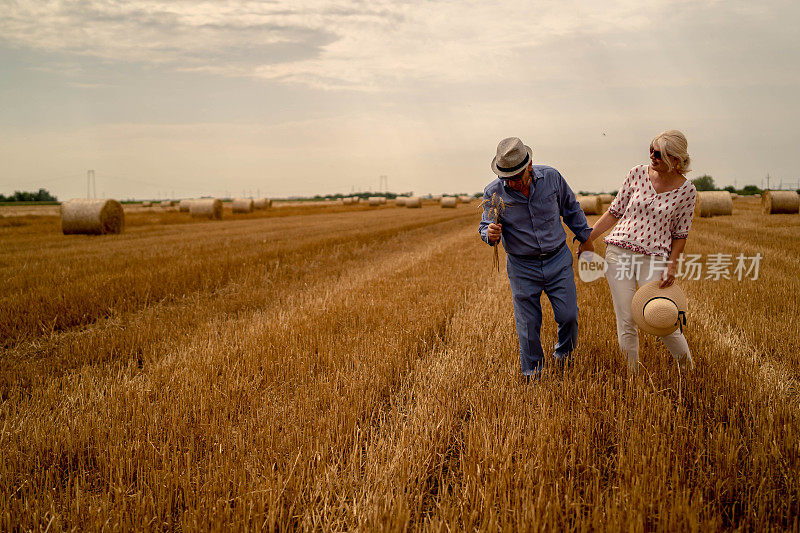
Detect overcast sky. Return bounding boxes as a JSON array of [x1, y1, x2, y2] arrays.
[[1, 0, 798, 199]]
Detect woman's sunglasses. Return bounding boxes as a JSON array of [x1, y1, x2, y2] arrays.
[[649, 146, 662, 160]]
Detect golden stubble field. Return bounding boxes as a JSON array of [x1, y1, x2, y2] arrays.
[[0, 197, 798, 530]]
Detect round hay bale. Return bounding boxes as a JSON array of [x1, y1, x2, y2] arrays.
[[142, 201, 152, 208], [730, 193, 738, 199], [762, 190, 800, 214], [342, 197, 353, 205], [160, 200, 172, 208], [395, 197, 407, 206], [179, 199, 193, 212], [350, 196, 360, 204], [190, 198, 222, 219], [379, 197, 386, 204], [368, 196, 382, 206], [61, 199, 125, 235], [405, 196, 422, 208], [458, 195, 472, 204], [599, 193, 614, 204], [696, 191, 732, 217], [753, 193, 761, 198], [232, 198, 254, 213], [440, 196, 457, 208], [253, 198, 272, 209], [578, 195, 602, 215]]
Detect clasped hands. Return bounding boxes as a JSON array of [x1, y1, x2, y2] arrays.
[[576, 239, 594, 258], [575, 238, 676, 288]]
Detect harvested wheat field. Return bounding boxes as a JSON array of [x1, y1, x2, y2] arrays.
[[0, 196, 798, 530]]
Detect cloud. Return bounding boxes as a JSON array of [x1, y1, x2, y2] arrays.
[[0, 1, 337, 69], [1, 0, 798, 92], [0, 0, 661, 90], [65, 81, 116, 89]]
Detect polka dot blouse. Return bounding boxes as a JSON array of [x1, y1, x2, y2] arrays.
[[604, 164, 697, 258]]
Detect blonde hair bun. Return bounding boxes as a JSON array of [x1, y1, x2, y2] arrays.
[[652, 129, 691, 174]]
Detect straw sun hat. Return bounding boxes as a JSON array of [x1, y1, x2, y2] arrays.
[[491, 137, 533, 178], [631, 281, 688, 336]]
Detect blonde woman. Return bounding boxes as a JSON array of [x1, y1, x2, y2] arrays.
[[578, 130, 696, 372]]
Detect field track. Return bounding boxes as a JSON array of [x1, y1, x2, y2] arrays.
[[1, 198, 798, 530]]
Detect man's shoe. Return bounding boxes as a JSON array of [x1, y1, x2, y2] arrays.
[[522, 368, 542, 383], [554, 354, 573, 373]]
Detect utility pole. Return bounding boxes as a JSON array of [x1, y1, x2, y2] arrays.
[[766, 174, 770, 191], [87, 170, 95, 198]]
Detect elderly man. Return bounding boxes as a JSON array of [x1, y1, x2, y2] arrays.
[[479, 137, 592, 379]]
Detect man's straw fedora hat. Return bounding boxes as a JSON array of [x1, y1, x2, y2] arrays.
[[491, 137, 533, 178], [631, 280, 688, 336]]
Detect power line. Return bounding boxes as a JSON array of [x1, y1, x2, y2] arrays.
[[99, 174, 200, 194], [0, 172, 84, 188]]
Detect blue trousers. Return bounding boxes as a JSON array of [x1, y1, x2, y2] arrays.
[[506, 244, 579, 376]]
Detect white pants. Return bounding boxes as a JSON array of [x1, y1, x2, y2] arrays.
[[604, 244, 693, 372]]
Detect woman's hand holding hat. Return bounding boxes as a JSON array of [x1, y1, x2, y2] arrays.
[[660, 264, 677, 288]]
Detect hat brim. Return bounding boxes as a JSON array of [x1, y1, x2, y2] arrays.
[[491, 145, 533, 178], [630, 280, 688, 336]]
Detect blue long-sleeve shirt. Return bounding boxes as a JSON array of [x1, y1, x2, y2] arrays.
[[478, 165, 592, 256]]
